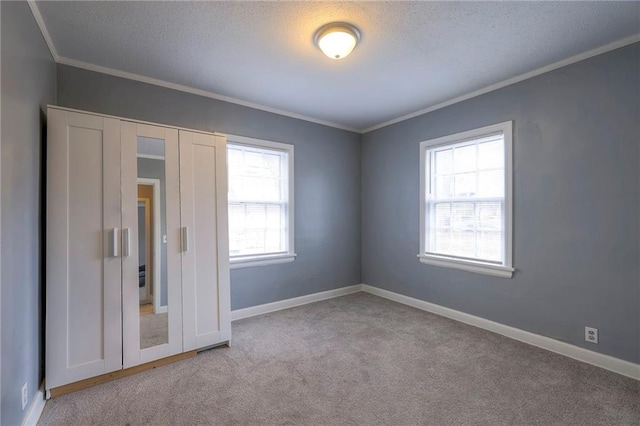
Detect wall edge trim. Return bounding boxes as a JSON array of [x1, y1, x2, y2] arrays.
[[20, 381, 46, 426], [28, 0, 639, 136], [27, 0, 359, 133], [231, 284, 364, 321], [26, 0, 59, 61], [362, 33, 640, 133], [55, 56, 361, 134], [362, 284, 640, 380]]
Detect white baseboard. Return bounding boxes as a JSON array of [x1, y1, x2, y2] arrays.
[[231, 284, 363, 321], [21, 381, 46, 426], [362, 284, 640, 380], [229, 283, 639, 380]]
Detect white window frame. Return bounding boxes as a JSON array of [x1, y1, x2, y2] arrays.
[[418, 121, 514, 278], [227, 135, 296, 269]]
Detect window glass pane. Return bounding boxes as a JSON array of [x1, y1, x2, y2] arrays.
[[242, 176, 263, 200], [228, 148, 243, 171], [228, 203, 245, 255], [454, 173, 476, 197], [245, 230, 265, 254], [450, 230, 475, 258], [449, 203, 475, 257], [477, 231, 501, 261], [434, 203, 451, 229], [265, 230, 282, 252], [435, 149, 453, 175], [435, 175, 453, 198], [246, 204, 266, 229], [478, 139, 503, 170], [478, 170, 504, 197], [476, 202, 502, 231], [263, 178, 281, 202], [454, 145, 476, 173], [435, 230, 451, 254], [227, 142, 291, 258], [228, 174, 241, 201], [450, 202, 474, 230], [266, 204, 283, 229], [264, 153, 282, 177], [244, 151, 264, 174]]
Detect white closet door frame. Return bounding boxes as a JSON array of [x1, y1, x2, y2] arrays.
[[180, 131, 231, 350], [46, 109, 122, 389], [122, 122, 183, 368]]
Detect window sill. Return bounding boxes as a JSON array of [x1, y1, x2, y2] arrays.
[[417, 254, 514, 278], [230, 253, 297, 269]]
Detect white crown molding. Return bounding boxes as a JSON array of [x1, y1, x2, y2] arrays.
[[362, 33, 640, 133], [361, 284, 640, 381], [56, 57, 362, 133], [26, 0, 59, 61], [27, 2, 640, 135], [231, 284, 363, 321], [26, 0, 359, 133]]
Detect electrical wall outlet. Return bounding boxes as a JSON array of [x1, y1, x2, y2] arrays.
[[21, 383, 28, 410], [585, 326, 598, 344]]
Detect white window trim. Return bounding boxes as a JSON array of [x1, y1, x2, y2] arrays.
[[418, 121, 514, 278], [227, 134, 296, 269]]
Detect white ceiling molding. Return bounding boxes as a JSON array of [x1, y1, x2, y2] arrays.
[[27, 0, 59, 61], [56, 56, 361, 133], [27, 2, 640, 136], [27, 0, 360, 133], [362, 32, 640, 133]]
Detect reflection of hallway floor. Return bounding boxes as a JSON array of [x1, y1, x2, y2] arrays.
[[139, 303, 154, 315], [140, 311, 168, 349]]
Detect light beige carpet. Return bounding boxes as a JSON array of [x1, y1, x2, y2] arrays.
[[39, 292, 639, 425], [140, 312, 168, 349]]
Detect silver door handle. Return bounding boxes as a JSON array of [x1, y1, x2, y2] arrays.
[[111, 228, 119, 257], [182, 227, 189, 252], [123, 228, 131, 257]]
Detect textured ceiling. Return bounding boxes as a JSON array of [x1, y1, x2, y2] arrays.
[[36, 1, 640, 132]]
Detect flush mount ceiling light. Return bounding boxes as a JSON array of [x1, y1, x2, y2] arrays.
[[314, 22, 361, 60]]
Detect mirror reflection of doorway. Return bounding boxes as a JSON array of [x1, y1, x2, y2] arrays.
[[138, 184, 155, 311], [137, 138, 169, 350]]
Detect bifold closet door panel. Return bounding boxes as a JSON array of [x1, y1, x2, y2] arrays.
[[180, 131, 231, 350], [46, 109, 122, 390], [122, 122, 183, 368]]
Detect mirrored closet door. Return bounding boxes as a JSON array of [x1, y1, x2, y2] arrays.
[[121, 122, 183, 368], [47, 106, 231, 396]]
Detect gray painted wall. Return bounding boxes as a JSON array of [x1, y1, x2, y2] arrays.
[[362, 43, 640, 363], [57, 64, 362, 310], [1, 2, 56, 424], [137, 157, 168, 307]]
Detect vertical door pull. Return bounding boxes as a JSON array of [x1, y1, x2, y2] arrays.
[[123, 228, 131, 257], [182, 227, 189, 252], [111, 228, 119, 257]]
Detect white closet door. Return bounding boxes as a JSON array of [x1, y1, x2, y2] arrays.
[[180, 131, 231, 350], [46, 109, 122, 390], [122, 122, 183, 368]]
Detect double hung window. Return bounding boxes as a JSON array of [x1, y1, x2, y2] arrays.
[[419, 121, 514, 278], [227, 136, 295, 268]]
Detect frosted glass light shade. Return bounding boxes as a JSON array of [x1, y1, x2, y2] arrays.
[[314, 23, 361, 60]]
